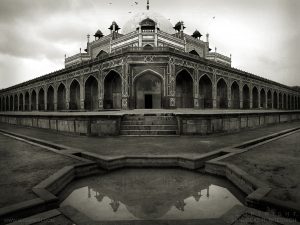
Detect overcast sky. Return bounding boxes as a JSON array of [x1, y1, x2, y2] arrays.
[[0, 0, 299, 89]]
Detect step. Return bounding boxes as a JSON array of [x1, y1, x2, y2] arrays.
[[121, 125, 178, 130], [122, 115, 177, 122], [120, 130, 178, 136], [122, 120, 178, 125]]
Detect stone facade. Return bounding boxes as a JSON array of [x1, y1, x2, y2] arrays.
[[0, 12, 300, 112]]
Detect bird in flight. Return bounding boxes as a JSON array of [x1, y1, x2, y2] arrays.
[[134, 1, 138, 4]]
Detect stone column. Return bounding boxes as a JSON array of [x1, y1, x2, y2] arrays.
[[36, 90, 39, 111], [23, 93, 26, 111], [44, 87, 47, 111], [277, 93, 280, 109], [29, 92, 32, 111], [54, 87, 58, 111], [258, 88, 261, 109], [271, 91, 274, 109], [98, 76, 103, 110], [66, 84, 70, 110], [227, 87, 231, 109], [193, 80, 199, 109], [239, 85, 243, 109], [249, 87, 253, 109], [80, 78, 85, 110], [212, 73, 217, 109]]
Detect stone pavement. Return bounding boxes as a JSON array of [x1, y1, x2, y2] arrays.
[[1, 121, 300, 157]]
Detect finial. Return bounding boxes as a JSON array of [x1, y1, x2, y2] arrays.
[[215, 47, 217, 52], [80, 48, 81, 53], [230, 53, 232, 59], [87, 34, 90, 43], [147, 0, 149, 10], [206, 33, 209, 42]]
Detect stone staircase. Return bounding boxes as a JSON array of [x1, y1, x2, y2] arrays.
[[120, 114, 178, 136]]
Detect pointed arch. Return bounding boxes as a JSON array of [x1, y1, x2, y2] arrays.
[[31, 90, 37, 110], [260, 88, 266, 108], [19, 93, 24, 111], [267, 90, 272, 109], [9, 95, 13, 111], [38, 88, 45, 111], [96, 50, 108, 58], [231, 81, 240, 109], [104, 70, 122, 109], [198, 74, 212, 108], [25, 91, 30, 111], [283, 93, 287, 109], [14, 94, 19, 111], [189, 50, 200, 56], [252, 86, 259, 109], [47, 85, 54, 111], [242, 84, 250, 109], [217, 78, 228, 108], [278, 92, 282, 109], [5, 96, 9, 111], [273, 91, 278, 109], [176, 69, 193, 108], [85, 75, 99, 111], [69, 79, 81, 110], [57, 83, 66, 110]]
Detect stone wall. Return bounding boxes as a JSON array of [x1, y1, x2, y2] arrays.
[[177, 111, 300, 135]]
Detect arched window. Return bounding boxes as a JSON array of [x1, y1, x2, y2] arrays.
[[176, 70, 193, 108], [217, 79, 228, 109]]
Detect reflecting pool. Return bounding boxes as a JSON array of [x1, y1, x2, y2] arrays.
[[60, 168, 244, 220]]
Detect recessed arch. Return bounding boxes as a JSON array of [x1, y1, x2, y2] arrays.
[[134, 70, 162, 109], [189, 50, 200, 56], [283, 93, 287, 109], [278, 92, 282, 109], [96, 50, 108, 58], [31, 90, 37, 110], [176, 69, 193, 81], [14, 94, 19, 111], [69, 80, 81, 110], [198, 74, 212, 108], [57, 83, 66, 111], [19, 93, 24, 111], [38, 88, 45, 111], [267, 90, 272, 109], [85, 75, 99, 111], [47, 85, 54, 111], [217, 78, 228, 109], [143, 44, 154, 50], [9, 95, 13, 111], [252, 86, 259, 109], [25, 91, 30, 111], [0, 97, 2, 111], [260, 88, 266, 109], [231, 81, 240, 109], [273, 91, 278, 109], [104, 70, 122, 109], [242, 84, 250, 109], [176, 69, 193, 108]]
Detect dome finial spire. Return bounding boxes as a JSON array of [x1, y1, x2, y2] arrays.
[[147, 0, 149, 10]]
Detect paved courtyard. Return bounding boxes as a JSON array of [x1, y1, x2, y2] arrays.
[[1, 121, 300, 157]]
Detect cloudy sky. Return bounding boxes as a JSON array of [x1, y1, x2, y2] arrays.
[[0, 0, 299, 89]]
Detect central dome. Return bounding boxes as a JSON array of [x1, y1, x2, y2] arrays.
[[122, 11, 174, 34]]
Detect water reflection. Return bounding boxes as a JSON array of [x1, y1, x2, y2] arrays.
[[60, 169, 243, 220]]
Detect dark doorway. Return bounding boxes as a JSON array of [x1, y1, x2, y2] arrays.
[[145, 94, 153, 109]]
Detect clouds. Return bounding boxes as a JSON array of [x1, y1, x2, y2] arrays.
[[0, 0, 299, 89]]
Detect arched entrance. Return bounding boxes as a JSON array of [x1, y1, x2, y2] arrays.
[[38, 89, 45, 110], [260, 89, 266, 108], [243, 84, 250, 109], [19, 93, 24, 111], [31, 90, 37, 110], [47, 86, 54, 111], [57, 83, 66, 110], [70, 80, 81, 110], [231, 81, 240, 109], [176, 70, 193, 108], [25, 92, 29, 111], [14, 95, 18, 111], [104, 71, 122, 109], [85, 76, 98, 111], [6, 96, 9, 111], [252, 87, 259, 108], [10, 96, 13, 111], [217, 79, 228, 109], [273, 91, 278, 109], [135, 72, 162, 109], [199, 75, 212, 108], [267, 90, 272, 109], [283, 94, 287, 109], [279, 93, 282, 109]]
